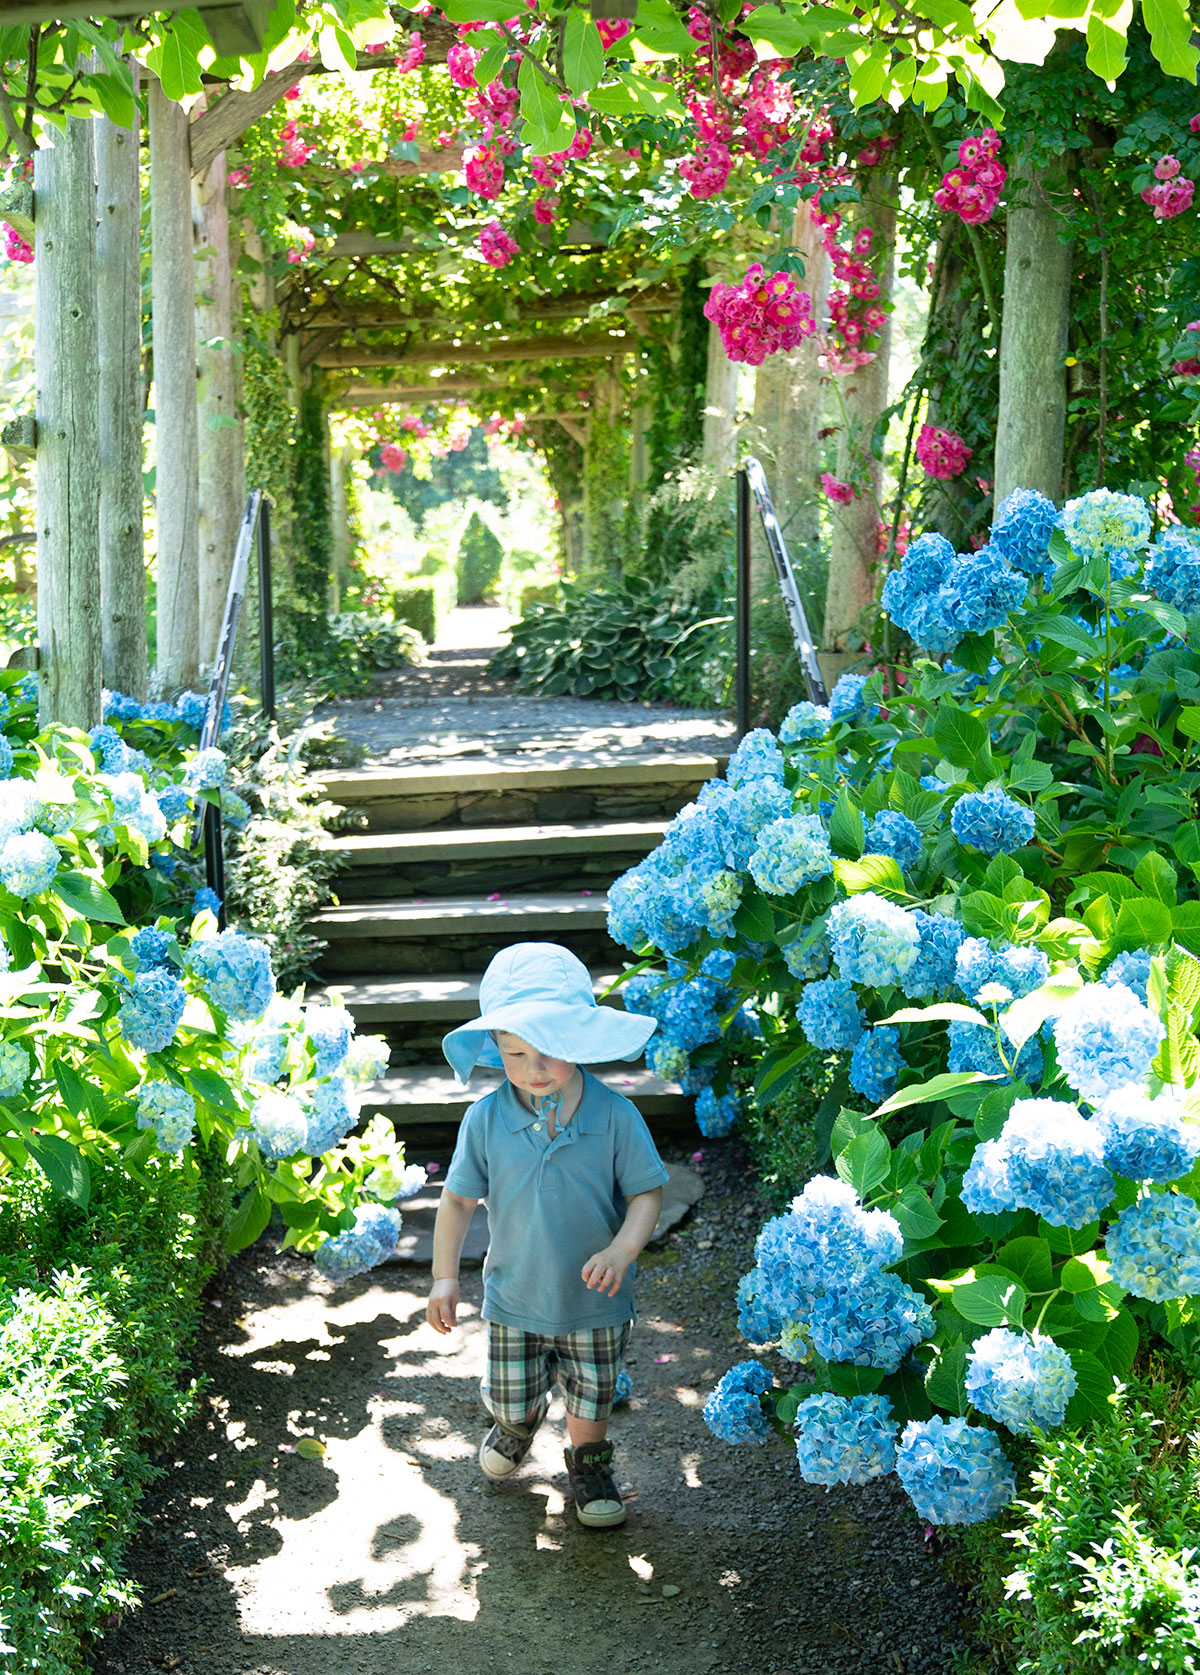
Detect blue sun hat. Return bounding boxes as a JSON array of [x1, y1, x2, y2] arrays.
[[441, 941, 657, 1084]]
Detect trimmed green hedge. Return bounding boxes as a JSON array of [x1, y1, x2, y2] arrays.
[[392, 578, 439, 643], [0, 1147, 230, 1673]]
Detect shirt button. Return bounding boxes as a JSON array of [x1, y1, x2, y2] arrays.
[[533, 1123, 541, 1131]]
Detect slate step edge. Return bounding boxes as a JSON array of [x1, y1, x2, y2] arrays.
[[315, 970, 631, 1022], [325, 818, 668, 865], [317, 753, 725, 801], [312, 891, 611, 939]]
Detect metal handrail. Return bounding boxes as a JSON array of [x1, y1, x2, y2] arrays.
[[191, 489, 276, 925], [735, 456, 828, 737]]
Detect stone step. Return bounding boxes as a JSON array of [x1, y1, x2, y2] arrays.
[[312, 891, 618, 976], [316, 969, 629, 1024], [316, 753, 721, 833], [362, 1063, 690, 1127], [327, 818, 664, 900]]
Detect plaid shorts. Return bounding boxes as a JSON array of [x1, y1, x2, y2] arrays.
[[483, 1320, 632, 1430]]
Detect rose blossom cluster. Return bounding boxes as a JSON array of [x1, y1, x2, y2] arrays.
[[284, 225, 315, 264], [395, 32, 425, 73], [479, 219, 520, 267], [704, 264, 816, 365], [821, 472, 855, 505], [380, 442, 409, 474], [677, 10, 789, 200], [1141, 153, 1195, 220], [279, 118, 317, 168], [399, 411, 431, 439], [809, 205, 888, 375], [934, 129, 1005, 225], [3, 222, 32, 264], [484, 412, 526, 441], [915, 422, 972, 480]]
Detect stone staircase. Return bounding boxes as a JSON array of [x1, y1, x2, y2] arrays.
[[310, 753, 726, 1146]]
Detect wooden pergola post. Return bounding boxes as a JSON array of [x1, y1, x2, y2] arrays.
[[149, 76, 200, 692], [34, 116, 103, 728]]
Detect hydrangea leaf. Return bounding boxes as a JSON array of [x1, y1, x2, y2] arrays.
[[295, 1437, 326, 1459], [999, 971, 1084, 1053], [829, 790, 865, 859], [1062, 1349, 1116, 1426], [827, 1361, 886, 1396], [875, 1069, 996, 1113], [831, 855, 907, 899], [1040, 1217, 1102, 1256], [1092, 1306, 1139, 1378], [933, 706, 988, 768], [834, 1128, 891, 1196], [26, 1133, 91, 1207], [1072, 1281, 1124, 1323], [878, 1362, 935, 1423], [52, 1061, 93, 1120], [753, 1041, 813, 1099], [924, 1338, 970, 1416], [995, 1236, 1055, 1294], [225, 1183, 271, 1254], [53, 872, 125, 927], [879, 1003, 990, 1028], [893, 1187, 944, 1241], [1112, 895, 1173, 952], [933, 1270, 1028, 1329], [1173, 903, 1200, 957], [185, 1066, 241, 1113]]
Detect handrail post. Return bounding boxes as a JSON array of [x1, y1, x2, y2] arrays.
[[203, 801, 226, 931], [741, 454, 828, 705], [257, 496, 276, 722], [736, 467, 752, 741]]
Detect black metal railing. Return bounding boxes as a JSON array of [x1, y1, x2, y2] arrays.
[[735, 456, 828, 738], [192, 489, 275, 925]]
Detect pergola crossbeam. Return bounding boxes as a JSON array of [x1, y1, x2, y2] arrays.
[[293, 284, 678, 334], [315, 332, 632, 370]]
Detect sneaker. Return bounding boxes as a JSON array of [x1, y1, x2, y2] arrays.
[[479, 1402, 547, 1482], [564, 1442, 626, 1529]]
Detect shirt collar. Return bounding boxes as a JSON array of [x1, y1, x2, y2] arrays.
[[498, 1072, 606, 1134]]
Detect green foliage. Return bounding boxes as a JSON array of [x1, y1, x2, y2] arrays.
[[379, 429, 508, 528], [455, 511, 504, 605], [490, 574, 731, 705], [741, 1053, 841, 1208], [0, 1144, 230, 1673], [582, 392, 633, 576], [391, 577, 440, 643], [290, 380, 334, 621], [986, 1364, 1200, 1673], [646, 259, 709, 490], [278, 611, 421, 697]]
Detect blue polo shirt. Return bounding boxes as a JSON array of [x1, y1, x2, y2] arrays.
[[443, 1070, 670, 1335]]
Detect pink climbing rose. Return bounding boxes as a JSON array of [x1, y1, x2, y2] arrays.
[[915, 422, 972, 480], [595, 17, 630, 45], [380, 443, 409, 473], [464, 144, 504, 200], [3, 223, 32, 263], [703, 264, 816, 366], [395, 32, 425, 71], [1156, 154, 1182, 179], [820, 472, 855, 505], [681, 137, 732, 199], [1141, 171, 1195, 219], [479, 219, 519, 267], [533, 194, 558, 224], [934, 129, 1005, 225], [446, 42, 481, 87]]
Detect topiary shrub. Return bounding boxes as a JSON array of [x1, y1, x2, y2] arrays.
[[455, 511, 504, 605], [392, 578, 439, 643]]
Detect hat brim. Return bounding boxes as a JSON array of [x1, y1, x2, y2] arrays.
[[442, 1000, 657, 1084]]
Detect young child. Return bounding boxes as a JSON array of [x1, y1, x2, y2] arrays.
[[426, 940, 668, 1529]]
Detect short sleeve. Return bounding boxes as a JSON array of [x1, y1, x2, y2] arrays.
[[443, 1101, 490, 1201], [612, 1097, 670, 1199]]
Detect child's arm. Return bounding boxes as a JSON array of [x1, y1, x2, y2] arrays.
[[582, 1187, 663, 1298], [426, 1189, 479, 1333]]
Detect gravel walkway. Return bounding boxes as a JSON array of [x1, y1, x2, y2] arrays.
[[90, 1142, 977, 1675]]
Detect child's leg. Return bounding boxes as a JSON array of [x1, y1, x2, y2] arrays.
[[484, 1322, 553, 1436], [558, 1323, 631, 1443]]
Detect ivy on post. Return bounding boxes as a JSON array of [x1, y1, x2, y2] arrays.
[[35, 115, 103, 729]]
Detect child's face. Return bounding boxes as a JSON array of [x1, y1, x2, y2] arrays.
[[494, 1032, 576, 1102]]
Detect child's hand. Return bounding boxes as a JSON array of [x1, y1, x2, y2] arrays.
[[427, 1278, 460, 1334], [582, 1244, 633, 1297]]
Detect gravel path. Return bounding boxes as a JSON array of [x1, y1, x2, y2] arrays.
[[90, 1142, 977, 1675]]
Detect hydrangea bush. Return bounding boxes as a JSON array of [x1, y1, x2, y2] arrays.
[[0, 672, 413, 1279], [608, 487, 1200, 1525]]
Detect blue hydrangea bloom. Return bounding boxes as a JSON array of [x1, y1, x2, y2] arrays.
[[798, 975, 865, 1050], [1146, 526, 1200, 614], [779, 702, 831, 744], [948, 1020, 1043, 1085], [726, 729, 785, 788], [0, 1040, 30, 1098], [149, 851, 178, 878], [1062, 488, 1151, 574], [187, 747, 228, 790], [829, 673, 869, 721], [965, 1328, 1077, 1435], [0, 736, 13, 780], [881, 533, 1027, 653], [866, 810, 922, 872], [621, 971, 671, 1023], [157, 783, 191, 822], [0, 831, 60, 899], [702, 1360, 773, 1444], [364, 1160, 427, 1201], [314, 1203, 402, 1282], [748, 815, 834, 895], [344, 1034, 391, 1086], [192, 887, 222, 916], [696, 1086, 739, 1137], [613, 1366, 634, 1405], [901, 912, 965, 999], [827, 893, 921, 987], [1105, 1192, 1200, 1302], [793, 1392, 898, 1487], [951, 790, 1035, 858], [142, 700, 181, 723], [895, 1417, 1016, 1525], [88, 723, 129, 774], [1052, 982, 1164, 1104], [961, 1098, 1114, 1229], [302, 1075, 359, 1156], [849, 1025, 905, 1104], [103, 689, 145, 722], [177, 690, 210, 731], [189, 930, 275, 1023], [131, 927, 172, 969], [1092, 1088, 1200, 1184], [809, 1271, 935, 1372], [701, 948, 737, 983], [1102, 949, 1152, 1006], [920, 774, 948, 793], [106, 772, 167, 844], [737, 1268, 784, 1344], [955, 938, 1049, 1004], [136, 1080, 197, 1155], [752, 1176, 903, 1326], [989, 489, 1061, 577], [696, 778, 793, 871], [783, 936, 830, 981], [645, 1035, 690, 1084], [305, 1004, 355, 1077], [694, 868, 742, 938], [251, 1088, 308, 1160], [119, 967, 187, 1054]]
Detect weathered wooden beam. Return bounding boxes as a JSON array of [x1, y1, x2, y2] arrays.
[[1, 414, 36, 462], [296, 284, 678, 334], [315, 332, 634, 370], [188, 26, 456, 175], [332, 379, 550, 408]]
